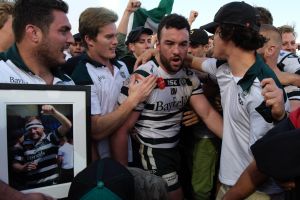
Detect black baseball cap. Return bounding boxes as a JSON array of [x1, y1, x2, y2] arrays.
[[201, 1, 260, 34], [68, 158, 134, 200], [190, 29, 209, 46], [125, 26, 153, 45], [73, 33, 82, 42]]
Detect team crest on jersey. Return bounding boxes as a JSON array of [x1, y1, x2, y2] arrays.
[[180, 78, 187, 86], [120, 71, 126, 79], [171, 88, 177, 95]]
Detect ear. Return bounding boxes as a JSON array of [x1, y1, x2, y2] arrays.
[[84, 35, 94, 48], [128, 43, 135, 52], [203, 44, 210, 52], [25, 24, 42, 43], [265, 45, 275, 57]]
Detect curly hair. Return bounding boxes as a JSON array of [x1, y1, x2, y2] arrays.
[[218, 23, 267, 51]]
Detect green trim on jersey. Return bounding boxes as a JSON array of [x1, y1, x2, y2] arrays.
[[0, 44, 71, 82], [237, 54, 282, 92]]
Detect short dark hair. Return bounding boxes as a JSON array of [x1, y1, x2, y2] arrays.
[[218, 23, 267, 51], [157, 13, 190, 42], [13, 0, 69, 42], [255, 7, 273, 25]]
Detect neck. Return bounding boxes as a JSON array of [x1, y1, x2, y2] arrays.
[[17, 43, 54, 84], [226, 47, 256, 77], [87, 50, 114, 74]]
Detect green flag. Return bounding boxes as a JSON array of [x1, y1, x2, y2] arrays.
[[130, 0, 174, 33]]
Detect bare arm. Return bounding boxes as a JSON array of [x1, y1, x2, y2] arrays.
[[41, 105, 72, 135], [117, 0, 141, 34], [188, 10, 198, 26], [91, 75, 156, 140], [111, 111, 141, 165], [222, 161, 267, 200], [190, 94, 223, 138], [272, 66, 300, 87], [0, 180, 54, 200]]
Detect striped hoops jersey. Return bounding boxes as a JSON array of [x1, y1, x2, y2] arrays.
[[14, 130, 61, 188], [118, 60, 203, 148]]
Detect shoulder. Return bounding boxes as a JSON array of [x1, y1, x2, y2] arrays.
[[70, 56, 94, 85], [134, 60, 159, 77]]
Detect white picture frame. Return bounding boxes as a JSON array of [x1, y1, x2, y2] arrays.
[[0, 84, 91, 199]]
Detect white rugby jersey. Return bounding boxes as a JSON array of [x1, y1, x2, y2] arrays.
[[71, 53, 130, 158], [202, 55, 289, 194], [277, 50, 300, 74], [118, 60, 203, 148], [0, 44, 74, 85]]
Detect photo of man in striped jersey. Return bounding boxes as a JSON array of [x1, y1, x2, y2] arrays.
[[9, 104, 72, 190]]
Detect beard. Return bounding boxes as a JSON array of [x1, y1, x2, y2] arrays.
[[37, 40, 65, 69], [159, 52, 183, 74]]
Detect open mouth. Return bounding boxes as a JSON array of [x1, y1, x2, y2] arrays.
[[171, 57, 182, 65]]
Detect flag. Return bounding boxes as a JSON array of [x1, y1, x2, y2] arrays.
[[128, 0, 174, 34]]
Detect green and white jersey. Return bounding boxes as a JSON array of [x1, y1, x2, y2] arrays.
[[119, 60, 203, 148], [202, 55, 289, 193], [0, 44, 74, 85]]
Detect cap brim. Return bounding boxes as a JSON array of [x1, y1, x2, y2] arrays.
[[200, 22, 218, 34]]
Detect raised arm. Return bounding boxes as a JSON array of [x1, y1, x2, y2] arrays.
[[117, 0, 141, 34], [187, 10, 198, 26], [41, 105, 72, 135]]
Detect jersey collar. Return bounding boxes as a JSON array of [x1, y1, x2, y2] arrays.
[[5, 44, 71, 82]]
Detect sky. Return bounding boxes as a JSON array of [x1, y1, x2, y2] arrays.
[[64, 0, 300, 43]]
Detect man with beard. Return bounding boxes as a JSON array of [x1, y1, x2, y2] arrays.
[[114, 14, 223, 200], [0, 0, 74, 199]]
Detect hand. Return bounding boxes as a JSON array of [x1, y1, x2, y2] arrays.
[[182, 110, 199, 126], [126, 0, 141, 13], [23, 193, 55, 200], [261, 78, 286, 121], [41, 105, 57, 115], [277, 180, 296, 191], [24, 162, 37, 171], [127, 74, 157, 106], [188, 10, 198, 25], [134, 48, 158, 70]]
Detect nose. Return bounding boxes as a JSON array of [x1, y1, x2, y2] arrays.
[[172, 45, 180, 55], [67, 32, 75, 44]]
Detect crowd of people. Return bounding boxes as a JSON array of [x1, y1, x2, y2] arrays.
[[0, 0, 300, 200]]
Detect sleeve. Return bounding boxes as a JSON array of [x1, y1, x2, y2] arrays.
[[116, 32, 130, 59], [118, 63, 153, 111], [190, 71, 203, 96], [247, 86, 274, 146], [282, 55, 300, 74], [201, 58, 218, 76]]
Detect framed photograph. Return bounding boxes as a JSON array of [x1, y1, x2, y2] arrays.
[[0, 84, 90, 199]]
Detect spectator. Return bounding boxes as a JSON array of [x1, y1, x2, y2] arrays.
[[0, 0, 74, 198], [0, 2, 14, 52], [278, 25, 297, 54], [58, 137, 74, 183], [70, 7, 156, 161]]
